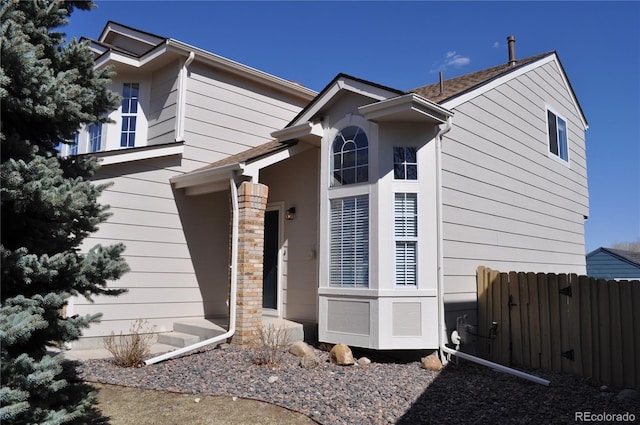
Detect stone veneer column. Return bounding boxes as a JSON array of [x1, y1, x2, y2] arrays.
[[231, 181, 268, 346]]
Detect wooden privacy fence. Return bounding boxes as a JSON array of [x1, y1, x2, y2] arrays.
[[476, 266, 640, 389]]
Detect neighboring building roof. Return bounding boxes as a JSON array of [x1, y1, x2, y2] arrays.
[[587, 247, 640, 267]]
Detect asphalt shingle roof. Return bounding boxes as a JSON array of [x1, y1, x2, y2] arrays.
[[410, 52, 554, 103]]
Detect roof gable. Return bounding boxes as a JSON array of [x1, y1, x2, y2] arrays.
[[286, 73, 404, 128], [98, 21, 166, 57]]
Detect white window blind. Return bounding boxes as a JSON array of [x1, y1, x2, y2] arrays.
[[330, 195, 369, 287], [395, 193, 417, 286]]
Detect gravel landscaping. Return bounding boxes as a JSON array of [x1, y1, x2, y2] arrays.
[[76, 344, 640, 424]]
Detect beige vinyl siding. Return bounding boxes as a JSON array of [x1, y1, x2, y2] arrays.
[[147, 61, 179, 145], [259, 148, 320, 322], [181, 63, 306, 168], [440, 60, 588, 329], [73, 61, 310, 345]]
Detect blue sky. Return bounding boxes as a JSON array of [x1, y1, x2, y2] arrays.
[[62, 1, 639, 253]]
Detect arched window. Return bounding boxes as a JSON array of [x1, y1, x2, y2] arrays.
[[331, 126, 368, 186]]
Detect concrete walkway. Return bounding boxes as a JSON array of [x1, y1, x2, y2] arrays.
[[54, 342, 178, 362]]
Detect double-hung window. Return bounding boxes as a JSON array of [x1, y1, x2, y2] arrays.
[[68, 133, 79, 156], [547, 108, 568, 162], [120, 83, 139, 147], [88, 123, 102, 153], [330, 195, 369, 287], [394, 193, 417, 286]]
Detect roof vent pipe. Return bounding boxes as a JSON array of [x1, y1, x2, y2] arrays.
[[439, 71, 445, 95], [507, 35, 516, 66]]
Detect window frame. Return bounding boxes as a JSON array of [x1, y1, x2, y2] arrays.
[[393, 146, 418, 180], [394, 193, 418, 287], [330, 126, 369, 187], [546, 106, 569, 164], [120, 83, 140, 148], [88, 123, 102, 153]]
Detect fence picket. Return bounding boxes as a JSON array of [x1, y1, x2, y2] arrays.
[[578, 275, 592, 380], [608, 281, 624, 387], [632, 282, 640, 390], [558, 274, 572, 374], [510, 272, 523, 366], [618, 281, 635, 389], [531, 273, 543, 369], [521, 273, 533, 368], [590, 277, 601, 385], [597, 279, 611, 385]]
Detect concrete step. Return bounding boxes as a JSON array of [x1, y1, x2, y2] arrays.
[[173, 319, 227, 340], [157, 331, 200, 347], [260, 317, 304, 345]]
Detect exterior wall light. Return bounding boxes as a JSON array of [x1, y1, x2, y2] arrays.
[[285, 207, 296, 220]]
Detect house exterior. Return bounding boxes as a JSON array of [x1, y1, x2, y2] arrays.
[[586, 248, 640, 280], [69, 24, 589, 352], [63, 22, 316, 348]]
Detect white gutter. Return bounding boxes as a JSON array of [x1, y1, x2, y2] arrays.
[[145, 177, 239, 365], [434, 117, 550, 386], [176, 51, 195, 142]]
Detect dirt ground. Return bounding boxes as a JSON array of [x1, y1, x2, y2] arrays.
[[93, 383, 318, 425]]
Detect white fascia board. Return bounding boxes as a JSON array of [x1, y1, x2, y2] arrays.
[[98, 143, 184, 166], [99, 22, 164, 46], [441, 54, 587, 131], [171, 162, 243, 189], [291, 76, 401, 126], [271, 121, 323, 143], [94, 44, 170, 69], [166, 40, 317, 101], [359, 93, 453, 123]]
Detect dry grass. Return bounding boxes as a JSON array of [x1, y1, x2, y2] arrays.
[[93, 383, 317, 425]]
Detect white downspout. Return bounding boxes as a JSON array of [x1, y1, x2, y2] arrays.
[[434, 117, 550, 386], [145, 177, 239, 365], [175, 51, 195, 142]]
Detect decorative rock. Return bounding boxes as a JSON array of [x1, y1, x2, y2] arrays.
[[421, 353, 443, 371], [357, 357, 372, 366], [289, 341, 315, 357], [194, 398, 200, 403], [267, 375, 279, 383], [299, 355, 321, 369], [329, 343, 355, 366], [616, 389, 640, 402]]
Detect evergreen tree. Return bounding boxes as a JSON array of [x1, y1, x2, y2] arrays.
[[1, 1, 129, 423]]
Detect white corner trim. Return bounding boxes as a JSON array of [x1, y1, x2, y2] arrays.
[[97, 143, 184, 166]]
